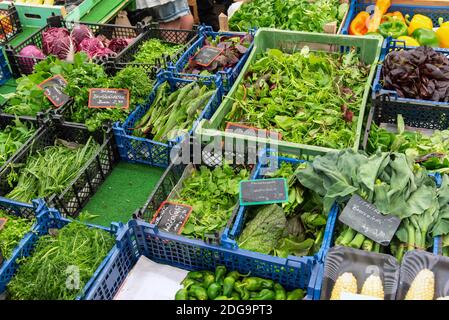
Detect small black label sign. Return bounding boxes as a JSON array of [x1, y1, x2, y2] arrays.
[[240, 178, 288, 206], [38, 75, 70, 107], [88, 88, 130, 109], [192, 46, 223, 67], [151, 201, 192, 234], [339, 194, 401, 246]]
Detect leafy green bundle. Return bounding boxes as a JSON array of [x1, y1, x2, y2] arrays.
[[296, 149, 449, 261], [0, 119, 35, 168], [133, 81, 215, 142], [133, 38, 183, 64], [63, 58, 153, 132], [225, 48, 370, 149], [229, 0, 348, 32], [238, 162, 327, 258], [7, 137, 99, 203], [7, 222, 115, 300], [174, 163, 250, 239], [0, 212, 34, 260], [368, 115, 449, 173]]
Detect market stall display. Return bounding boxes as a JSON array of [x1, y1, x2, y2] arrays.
[[2, 0, 449, 302]]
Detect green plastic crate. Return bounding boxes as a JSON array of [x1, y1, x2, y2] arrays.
[[197, 28, 383, 158]]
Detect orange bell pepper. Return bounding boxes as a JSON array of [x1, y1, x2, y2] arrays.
[[350, 11, 370, 35], [382, 11, 405, 24], [367, 0, 392, 33]]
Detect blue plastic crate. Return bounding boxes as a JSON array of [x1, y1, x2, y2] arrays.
[[0, 48, 11, 86], [0, 197, 50, 293], [0, 200, 121, 298], [341, 0, 449, 35], [369, 38, 449, 131], [113, 70, 224, 167], [169, 25, 255, 93], [83, 219, 318, 300]]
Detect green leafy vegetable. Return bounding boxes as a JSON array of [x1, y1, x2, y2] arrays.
[[6, 137, 99, 203], [0, 212, 34, 260], [368, 115, 449, 173], [225, 48, 370, 149], [133, 38, 183, 64], [296, 149, 449, 261], [7, 222, 114, 300], [174, 163, 250, 239], [229, 0, 348, 32], [0, 119, 35, 168], [133, 81, 214, 142]]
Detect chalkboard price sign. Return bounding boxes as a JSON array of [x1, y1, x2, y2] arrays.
[[339, 194, 401, 246], [38, 75, 70, 108], [151, 201, 193, 234], [0, 217, 7, 231], [88, 88, 130, 109], [192, 46, 223, 67], [240, 178, 288, 206]]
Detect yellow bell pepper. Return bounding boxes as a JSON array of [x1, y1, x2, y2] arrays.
[[405, 14, 433, 35], [367, 0, 391, 33], [436, 26, 449, 48], [397, 36, 420, 47]]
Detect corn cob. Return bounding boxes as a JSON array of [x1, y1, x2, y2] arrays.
[[330, 272, 358, 300], [405, 269, 435, 300], [361, 274, 384, 299]]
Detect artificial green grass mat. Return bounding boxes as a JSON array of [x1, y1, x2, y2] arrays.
[[82, 161, 165, 227]]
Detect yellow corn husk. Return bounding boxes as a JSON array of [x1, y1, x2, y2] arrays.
[[361, 274, 384, 299], [405, 269, 435, 300], [330, 272, 358, 300]]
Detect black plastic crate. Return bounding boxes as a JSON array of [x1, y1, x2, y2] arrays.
[[0, 113, 43, 175], [0, 4, 21, 45], [110, 23, 199, 78], [362, 101, 449, 151], [0, 116, 120, 218], [135, 141, 257, 243], [5, 16, 145, 77]]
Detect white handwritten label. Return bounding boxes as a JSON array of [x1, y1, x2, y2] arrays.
[[339, 194, 401, 246]]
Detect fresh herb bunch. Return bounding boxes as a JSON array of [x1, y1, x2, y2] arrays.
[[368, 115, 449, 172], [229, 0, 348, 32], [0, 212, 34, 260], [6, 137, 99, 203], [65, 63, 153, 132], [174, 163, 250, 239], [0, 119, 35, 167], [296, 149, 449, 262], [133, 38, 183, 64], [7, 222, 115, 300], [238, 162, 326, 258], [0, 55, 71, 116], [225, 48, 370, 149]]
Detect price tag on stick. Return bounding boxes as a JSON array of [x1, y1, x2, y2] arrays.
[[88, 88, 130, 109], [240, 178, 288, 206], [339, 194, 401, 246], [38, 75, 70, 108], [192, 46, 223, 67], [151, 201, 193, 234]]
